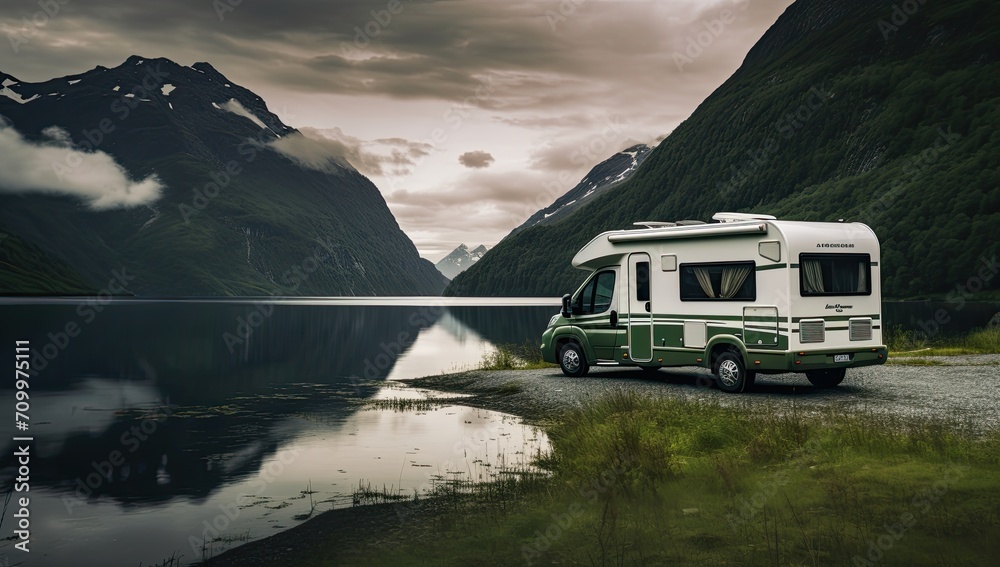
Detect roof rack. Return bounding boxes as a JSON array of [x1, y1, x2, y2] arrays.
[[712, 212, 777, 223]]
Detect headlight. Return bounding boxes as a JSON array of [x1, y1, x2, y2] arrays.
[[548, 314, 560, 327]]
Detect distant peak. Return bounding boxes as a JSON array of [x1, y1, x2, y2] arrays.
[[192, 61, 221, 75], [124, 54, 151, 66], [620, 143, 649, 154]]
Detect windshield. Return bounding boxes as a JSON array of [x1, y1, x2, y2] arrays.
[[574, 270, 615, 314]]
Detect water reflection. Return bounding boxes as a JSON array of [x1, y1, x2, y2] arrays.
[[0, 301, 555, 566]]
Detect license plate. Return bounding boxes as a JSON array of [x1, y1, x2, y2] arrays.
[[834, 354, 851, 363]]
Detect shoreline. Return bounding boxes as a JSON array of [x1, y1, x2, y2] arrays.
[[201, 358, 999, 565]]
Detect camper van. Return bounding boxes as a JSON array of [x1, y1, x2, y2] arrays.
[[540, 213, 887, 392]]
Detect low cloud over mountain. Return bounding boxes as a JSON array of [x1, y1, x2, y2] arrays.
[[0, 120, 163, 209]]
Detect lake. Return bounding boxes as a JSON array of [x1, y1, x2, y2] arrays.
[[0, 298, 996, 566]]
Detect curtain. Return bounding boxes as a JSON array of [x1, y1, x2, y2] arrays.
[[857, 262, 867, 293], [693, 267, 715, 298], [720, 265, 752, 298], [803, 260, 825, 293]]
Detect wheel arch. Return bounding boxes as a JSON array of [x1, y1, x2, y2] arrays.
[[553, 328, 596, 363], [706, 335, 748, 369]]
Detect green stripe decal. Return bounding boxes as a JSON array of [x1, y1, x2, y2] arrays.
[[755, 263, 787, 271]]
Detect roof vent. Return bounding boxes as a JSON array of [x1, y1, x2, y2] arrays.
[[712, 212, 777, 223]]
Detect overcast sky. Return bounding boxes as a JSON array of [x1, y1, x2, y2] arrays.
[[1, 0, 794, 262]]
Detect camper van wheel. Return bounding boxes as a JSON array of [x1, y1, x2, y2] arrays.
[[806, 368, 846, 388], [559, 343, 589, 377], [713, 351, 751, 393]]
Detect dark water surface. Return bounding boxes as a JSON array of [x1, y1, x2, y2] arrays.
[[0, 299, 556, 566], [0, 298, 995, 565]]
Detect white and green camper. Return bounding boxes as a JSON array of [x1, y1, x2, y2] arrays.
[[540, 213, 888, 392]]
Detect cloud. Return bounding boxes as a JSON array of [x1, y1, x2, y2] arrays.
[[458, 151, 494, 169], [0, 120, 163, 209], [268, 127, 431, 177], [220, 99, 267, 129], [267, 129, 350, 173]]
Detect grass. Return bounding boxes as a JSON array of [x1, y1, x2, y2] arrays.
[[887, 325, 1000, 357], [314, 391, 1000, 566], [362, 398, 442, 412], [479, 342, 556, 371]]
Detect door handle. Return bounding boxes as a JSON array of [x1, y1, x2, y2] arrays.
[[610, 310, 618, 327], [644, 302, 651, 313]]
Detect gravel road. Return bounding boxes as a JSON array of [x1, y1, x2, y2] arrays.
[[407, 355, 1000, 433]]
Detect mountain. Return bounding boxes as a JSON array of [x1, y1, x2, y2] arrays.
[[0, 56, 446, 295], [507, 144, 652, 237], [447, 0, 1000, 299], [435, 244, 488, 280]]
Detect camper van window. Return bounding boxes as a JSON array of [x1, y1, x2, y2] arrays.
[[799, 254, 871, 296], [679, 262, 755, 301], [636, 262, 650, 302], [576, 270, 616, 314]]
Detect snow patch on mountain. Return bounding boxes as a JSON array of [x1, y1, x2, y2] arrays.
[[0, 86, 39, 104]]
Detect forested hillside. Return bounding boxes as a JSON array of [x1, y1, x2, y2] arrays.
[[447, 0, 1000, 299]]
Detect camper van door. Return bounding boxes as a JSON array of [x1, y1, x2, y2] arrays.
[[627, 253, 653, 362]]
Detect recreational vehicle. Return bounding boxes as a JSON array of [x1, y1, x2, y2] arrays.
[[539, 213, 888, 392]]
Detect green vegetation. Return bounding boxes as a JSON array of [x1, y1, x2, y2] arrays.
[[448, 0, 1000, 300], [317, 392, 1000, 566], [0, 231, 96, 294], [362, 398, 442, 412], [480, 342, 556, 371], [888, 325, 1000, 356]]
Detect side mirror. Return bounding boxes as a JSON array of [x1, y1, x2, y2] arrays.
[[561, 294, 573, 318]]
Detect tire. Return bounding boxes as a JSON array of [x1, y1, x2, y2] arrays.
[[559, 343, 589, 377], [713, 351, 753, 393], [806, 368, 846, 388]]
